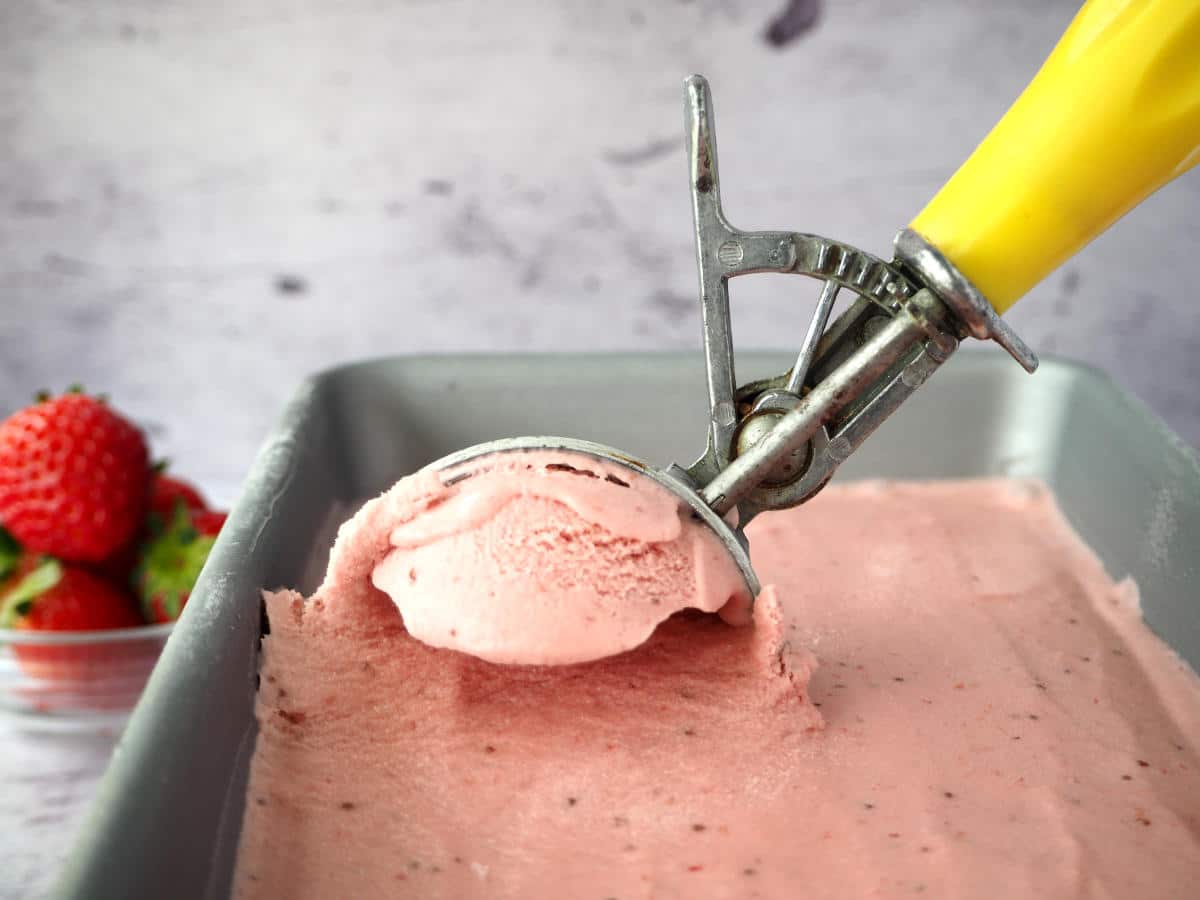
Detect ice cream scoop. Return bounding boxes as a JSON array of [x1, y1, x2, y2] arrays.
[[409, 0, 1200, 641], [369, 446, 753, 665]]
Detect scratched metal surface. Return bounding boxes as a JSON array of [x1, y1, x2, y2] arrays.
[[2, 1, 1200, 897]]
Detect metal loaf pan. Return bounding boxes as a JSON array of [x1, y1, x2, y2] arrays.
[[56, 352, 1200, 899]]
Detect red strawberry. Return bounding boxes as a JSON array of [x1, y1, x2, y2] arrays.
[[0, 555, 143, 681], [0, 389, 150, 562], [192, 509, 228, 534], [137, 506, 227, 623], [148, 471, 208, 534], [91, 471, 208, 587], [88, 540, 142, 591]]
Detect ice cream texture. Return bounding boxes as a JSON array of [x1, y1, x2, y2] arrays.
[[370, 450, 752, 665], [235, 478, 1200, 899]]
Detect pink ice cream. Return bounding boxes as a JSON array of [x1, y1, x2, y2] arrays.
[[235, 479, 1200, 899], [370, 450, 752, 664]]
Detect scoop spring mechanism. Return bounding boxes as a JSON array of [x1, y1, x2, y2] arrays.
[[670, 75, 1037, 532]]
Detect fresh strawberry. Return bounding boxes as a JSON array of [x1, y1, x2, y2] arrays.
[[90, 470, 208, 587], [137, 506, 227, 623], [147, 470, 208, 534], [192, 509, 228, 534], [88, 540, 142, 591], [0, 389, 150, 562], [0, 555, 143, 681], [1, 559, 141, 630]]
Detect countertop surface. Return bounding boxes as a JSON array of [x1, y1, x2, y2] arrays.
[[2, 1, 1199, 897], [0, 723, 121, 900]]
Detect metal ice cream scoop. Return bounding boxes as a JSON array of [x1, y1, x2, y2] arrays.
[[433, 0, 1200, 600]]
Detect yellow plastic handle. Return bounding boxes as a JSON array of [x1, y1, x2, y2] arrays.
[[909, 0, 1200, 314]]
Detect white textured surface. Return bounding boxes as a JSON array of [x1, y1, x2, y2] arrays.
[[2, 0, 1199, 897], [0, 721, 119, 900]]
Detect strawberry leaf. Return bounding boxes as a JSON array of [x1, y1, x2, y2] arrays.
[[138, 505, 216, 622], [0, 528, 19, 581], [0, 558, 63, 627]]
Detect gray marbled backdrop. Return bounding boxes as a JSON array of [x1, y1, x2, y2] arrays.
[[2, 0, 1198, 502], [2, 4, 1200, 897]]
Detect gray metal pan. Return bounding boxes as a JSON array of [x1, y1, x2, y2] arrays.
[[55, 351, 1200, 900]]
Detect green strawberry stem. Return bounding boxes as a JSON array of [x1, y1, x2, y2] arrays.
[[0, 558, 62, 627]]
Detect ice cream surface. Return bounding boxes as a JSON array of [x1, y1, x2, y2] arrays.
[[369, 450, 752, 665], [234, 479, 1200, 899]]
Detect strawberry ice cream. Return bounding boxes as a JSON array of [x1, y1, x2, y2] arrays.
[[234, 478, 1200, 898], [370, 450, 752, 665]]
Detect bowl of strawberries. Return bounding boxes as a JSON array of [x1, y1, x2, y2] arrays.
[[0, 388, 226, 730]]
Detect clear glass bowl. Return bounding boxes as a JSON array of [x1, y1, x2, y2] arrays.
[[0, 623, 174, 732]]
